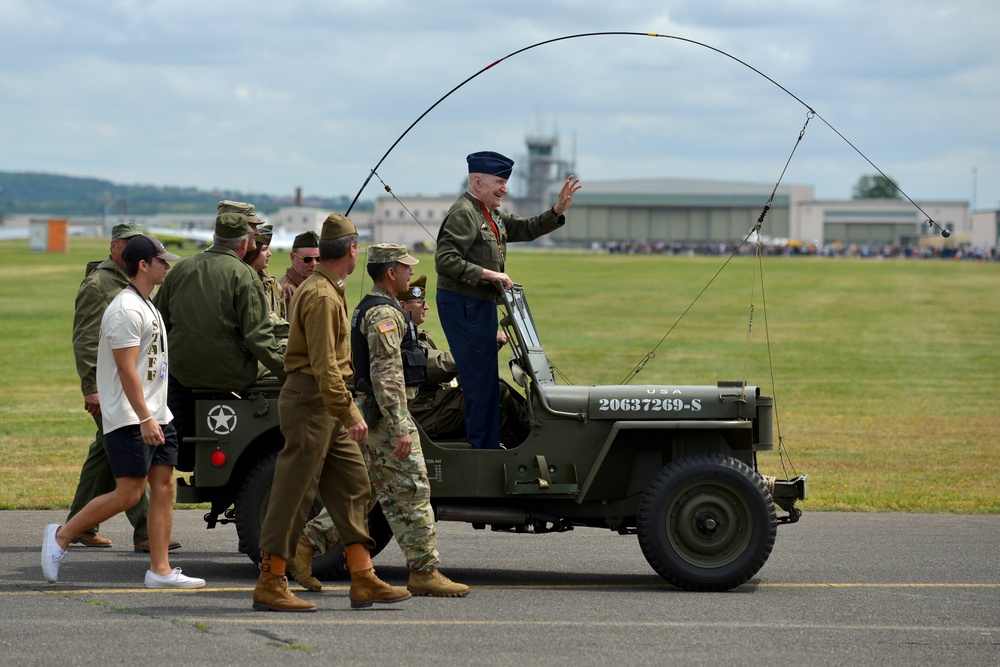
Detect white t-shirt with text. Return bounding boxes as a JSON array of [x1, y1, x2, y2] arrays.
[[96, 286, 173, 433]]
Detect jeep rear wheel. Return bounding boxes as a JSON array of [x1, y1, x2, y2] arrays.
[[636, 453, 776, 591], [234, 452, 393, 579], [312, 504, 394, 581]]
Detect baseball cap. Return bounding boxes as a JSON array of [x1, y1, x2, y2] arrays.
[[122, 235, 180, 264]]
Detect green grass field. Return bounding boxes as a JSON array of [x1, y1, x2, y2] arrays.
[[1, 237, 998, 512]]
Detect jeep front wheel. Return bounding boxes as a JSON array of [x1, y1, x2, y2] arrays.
[[636, 453, 776, 591]]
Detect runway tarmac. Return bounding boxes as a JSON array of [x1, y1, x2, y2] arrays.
[[2, 510, 998, 666]]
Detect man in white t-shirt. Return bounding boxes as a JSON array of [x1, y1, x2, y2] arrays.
[[42, 235, 206, 589]]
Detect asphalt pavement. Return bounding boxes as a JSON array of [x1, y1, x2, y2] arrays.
[[2, 510, 998, 666]]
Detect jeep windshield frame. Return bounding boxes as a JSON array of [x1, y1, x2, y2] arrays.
[[499, 283, 555, 387]]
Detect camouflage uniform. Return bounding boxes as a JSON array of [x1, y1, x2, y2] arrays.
[[355, 283, 437, 571]]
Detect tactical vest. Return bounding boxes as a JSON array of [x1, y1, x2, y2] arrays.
[[351, 294, 428, 396]]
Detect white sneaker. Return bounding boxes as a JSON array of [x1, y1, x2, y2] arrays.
[[144, 568, 206, 589], [41, 524, 67, 583]]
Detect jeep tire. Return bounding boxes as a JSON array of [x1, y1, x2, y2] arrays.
[[636, 453, 777, 591], [234, 452, 393, 579]]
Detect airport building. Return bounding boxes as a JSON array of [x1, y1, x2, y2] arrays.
[[363, 134, 974, 250], [371, 177, 971, 250]]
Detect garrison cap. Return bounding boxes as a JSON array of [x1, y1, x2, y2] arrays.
[[215, 212, 253, 239], [467, 150, 514, 179], [217, 200, 261, 224], [397, 274, 427, 301], [122, 234, 180, 264], [320, 213, 358, 241], [292, 230, 320, 250], [367, 243, 418, 266], [111, 222, 146, 240], [256, 223, 273, 246]]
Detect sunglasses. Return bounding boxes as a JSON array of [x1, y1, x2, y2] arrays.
[[294, 253, 319, 264]]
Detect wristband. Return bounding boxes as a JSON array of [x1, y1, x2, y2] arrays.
[[138, 415, 154, 424]]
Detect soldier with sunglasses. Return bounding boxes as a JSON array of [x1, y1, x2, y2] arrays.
[[280, 231, 321, 312]]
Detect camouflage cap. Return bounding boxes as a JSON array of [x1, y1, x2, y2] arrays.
[[111, 221, 146, 240], [292, 230, 320, 250], [217, 200, 261, 224], [256, 223, 273, 246], [367, 243, 418, 266], [215, 212, 253, 239], [397, 274, 427, 301], [320, 213, 358, 240]]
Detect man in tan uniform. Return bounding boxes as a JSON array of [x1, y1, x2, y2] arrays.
[[279, 230, 320, 312], [252, 214, 411, 613]]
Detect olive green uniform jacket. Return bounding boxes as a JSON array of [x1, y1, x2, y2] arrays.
[[153, 245, 285, 390], [260, 270, 287, 320], [72, 257, 129, 396], [434, 192, 564, 302], [259, 270, 290, 340]]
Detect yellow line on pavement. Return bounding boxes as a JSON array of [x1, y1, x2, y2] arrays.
[[3, 582, 1000, 596], [203, 619, 1000, 634]]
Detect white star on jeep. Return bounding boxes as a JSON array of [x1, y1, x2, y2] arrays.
[[207, 405, 237, 435]]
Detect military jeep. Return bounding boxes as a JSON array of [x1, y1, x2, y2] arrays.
[[176, 284, 806, 591]]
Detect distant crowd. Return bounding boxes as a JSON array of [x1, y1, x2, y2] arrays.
[[597, 240, 1000, 261]]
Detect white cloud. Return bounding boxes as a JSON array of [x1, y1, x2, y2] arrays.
[[0, 0, 997, 209]]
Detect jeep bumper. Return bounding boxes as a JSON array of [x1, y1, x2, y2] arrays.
[[770, 474, 808, 522]]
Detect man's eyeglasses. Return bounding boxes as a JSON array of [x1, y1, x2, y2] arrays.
[[294, 253, 319, 264]]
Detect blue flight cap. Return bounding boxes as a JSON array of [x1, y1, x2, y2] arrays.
[[467, 151, 514, 179]]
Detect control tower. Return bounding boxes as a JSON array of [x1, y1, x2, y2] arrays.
[[515, 134, 575, 215]]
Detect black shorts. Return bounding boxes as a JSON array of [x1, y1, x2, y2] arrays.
[[104, 422, 179, 478]]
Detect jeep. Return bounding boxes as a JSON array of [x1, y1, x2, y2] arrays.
[[176, 284, 806, 591]]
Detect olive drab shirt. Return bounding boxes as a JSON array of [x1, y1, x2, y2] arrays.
[[259, 270, 289, 340], [153, 245, 285, 391], [259, 270, 287, 321], [283, 263, 363, 427], [420, 330, 456, 386], [355, 286, 418, 437], [434, 191, 564, 302], [72, 256, 129, 396]]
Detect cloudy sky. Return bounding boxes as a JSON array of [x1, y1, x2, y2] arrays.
[[2, 0, 997, 211]]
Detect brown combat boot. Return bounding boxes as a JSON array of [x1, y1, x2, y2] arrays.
[[345, 543, 411, 609], [252, 552, 317, 613], [252, 571, 317, 612], [288, 537, 322, 592], [407, 568, 470, 597]]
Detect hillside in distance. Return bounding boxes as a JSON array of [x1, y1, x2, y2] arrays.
[[0, 171, 370, 217]]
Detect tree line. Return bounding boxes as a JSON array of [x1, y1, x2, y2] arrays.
[[0, 171, 367, 216]]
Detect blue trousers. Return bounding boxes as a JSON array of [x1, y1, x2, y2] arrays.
[[436, 289, 501, 449]]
